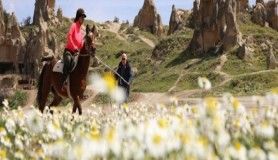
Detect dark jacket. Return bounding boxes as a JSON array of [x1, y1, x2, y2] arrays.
[[116, 61, 132, 87]]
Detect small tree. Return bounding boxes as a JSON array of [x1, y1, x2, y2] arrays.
[[23, 16, 31, 26], [113, 17, 120, 23], [3, 10, 9, 24]]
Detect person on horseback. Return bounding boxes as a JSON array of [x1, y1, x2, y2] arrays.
[[63, 8, 87, 83]]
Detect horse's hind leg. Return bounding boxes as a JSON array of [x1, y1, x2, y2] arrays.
[[48, 92, 62, 114], [49, 90, 62, 107], [72, 96, 82, 115], [39, 80, 51, 113]]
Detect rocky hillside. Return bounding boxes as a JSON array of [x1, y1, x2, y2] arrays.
[[90, 0, 278, 97], [0, 0, 277, 98]]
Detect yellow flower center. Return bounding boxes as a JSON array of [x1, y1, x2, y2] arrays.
[[157, 119, 168, 128], [106, 128, 116, 143], [103, 72, 117, 91], [180, 133, 190, 144], [152, 134, 162, 145], [205, 97, 218, 113], [0, 127, 5, 133], [232, 99, 240, 111], [191, 106, 198, 114], [90, 127, 100, 141], [0, 149, 7, 159], [198, 136, 209, 147], [234, 141, 242, 151], [122, 103, 129, 110]]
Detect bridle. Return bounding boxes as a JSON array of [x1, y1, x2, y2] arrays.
[[79, 32, 96, 57]]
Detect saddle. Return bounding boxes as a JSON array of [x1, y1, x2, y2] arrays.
[[53, 53, 79, 74], [52, 54, 78, 99]]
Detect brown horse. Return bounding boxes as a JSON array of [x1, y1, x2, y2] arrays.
[[37, 25, 97, 115]]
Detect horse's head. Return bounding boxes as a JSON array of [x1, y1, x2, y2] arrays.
[[83, 24, 98, 57]]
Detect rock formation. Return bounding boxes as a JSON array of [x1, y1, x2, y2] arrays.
[[252, 0, 278, 30], [256, 0, 265, 4], [268, 47, 278, 69], [188, 0, 242, 54], [0, 0, 5, 36], [252, 3, 267, 27], [29, 0, 59, 58], [26, 18, 56, 61], [133, 0, 164, 36], [33, 0, 56, 25], [237, 0, 249, 12], [265, 0, 278, 30], [22, 0, 59, 77], [0, 0, 26, 74], [168, 5, 191, 35]]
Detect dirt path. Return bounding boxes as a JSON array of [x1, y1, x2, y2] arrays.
[[138, 35, 156, 48], [104, 22, 127, 41], [81, 85, 98, 107], [24, 89, 37, 107], [168, 72, 185, 92]]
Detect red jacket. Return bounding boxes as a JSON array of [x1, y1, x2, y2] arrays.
[[65, 22, 84, 53]]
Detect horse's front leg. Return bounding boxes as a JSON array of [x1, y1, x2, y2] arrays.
[[72, 96, 82, 115]]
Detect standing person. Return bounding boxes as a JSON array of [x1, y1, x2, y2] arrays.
[[63, 8, 86, 83], [116, 53, 132, 101]]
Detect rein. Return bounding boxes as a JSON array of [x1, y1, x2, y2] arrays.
[[78, 53, 91, 57], [95, 56, 130, 85]]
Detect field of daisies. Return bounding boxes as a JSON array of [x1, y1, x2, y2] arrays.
[[0, 73, 277, 159]]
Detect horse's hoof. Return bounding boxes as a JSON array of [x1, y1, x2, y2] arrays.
[[71, 116, 75, 121]]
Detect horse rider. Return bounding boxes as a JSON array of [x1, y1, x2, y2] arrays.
[[62, 8, 87, 83], [115, 53, 133, 101]]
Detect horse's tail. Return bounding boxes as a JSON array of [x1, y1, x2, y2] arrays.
[[37, 57, 54, 107], [36, 64, 47, 106]]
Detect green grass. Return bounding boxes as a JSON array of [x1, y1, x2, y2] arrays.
[[222, 51, 267, 75], [176, 72, 226, 91], [195, 71, 278, 97], [94, 94, 112, 104], [132, 73, 179, 92], [9, 91, 28, 109], [97, 30, 153, 67]]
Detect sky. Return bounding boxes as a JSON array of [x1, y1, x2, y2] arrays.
[[3, 0, 256, 24]]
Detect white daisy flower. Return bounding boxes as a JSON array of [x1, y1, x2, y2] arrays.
[[248, 148, 266, 160], [255, 122, 274, 139], [2, 99, 9, 108], [25, 109, 44, 134], [90, 74, 108, 93], [5, 118, 16, 134], [198, 77, 212, 90], [110, 86, 126, 104]]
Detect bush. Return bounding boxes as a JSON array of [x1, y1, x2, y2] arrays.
[[23, 16, 32, 26], [9, 91, 28, 109], [113, 17, 119, 23]]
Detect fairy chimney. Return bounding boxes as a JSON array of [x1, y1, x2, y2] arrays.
[[168, 5, 191, 35], [237, 0, 249, 12], [188, 0, 242, 54], [33, 0, 56, 25], [0, 11, 26, 73], [0, 0, 5, 37], [252, 0, 278, 30], [133, 0, 164, 36], [265, 0, 278, 30], [252, 3, 267, 27]]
